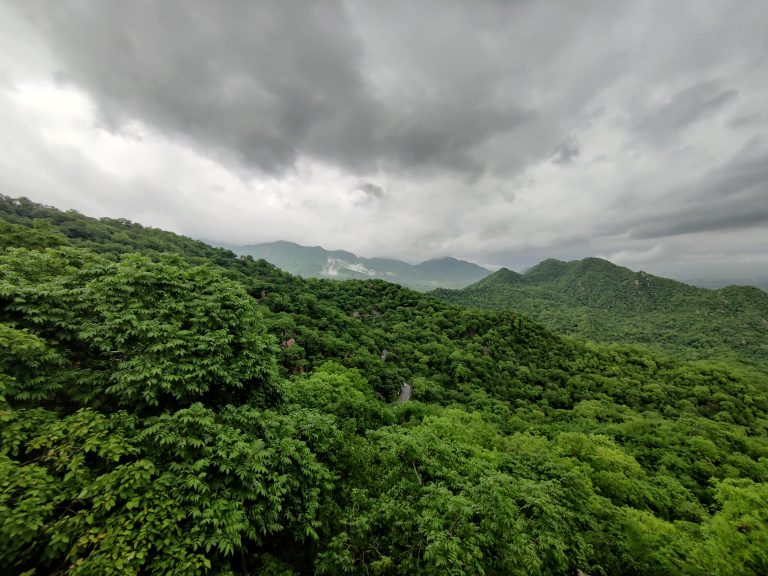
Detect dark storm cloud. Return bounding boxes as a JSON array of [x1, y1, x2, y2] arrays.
[[350, 181, 385, 206], [633, 80, 738, 144], [13, 0, 537, 177], [355, 182, 384, 200], [632, 204, 768, 239], [18, 0, 375, 174], [386, 102, 531, 177], [628, 148, 768, 239], [550, 139, 580, 165]]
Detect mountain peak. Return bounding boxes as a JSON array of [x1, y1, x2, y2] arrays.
[[579, 256, 619, 268], [524, 258, 568, 281], [433, 254, 768, 365], [481, 267, 525, 284]]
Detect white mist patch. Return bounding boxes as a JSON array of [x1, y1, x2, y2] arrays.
[[321, 257, 377, 277]]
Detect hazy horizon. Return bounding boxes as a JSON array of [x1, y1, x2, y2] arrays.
[[13, 189, 768, 289], [2, 1, 767, 287]]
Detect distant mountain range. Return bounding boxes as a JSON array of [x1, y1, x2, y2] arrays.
[[229, 241, 491, 291], [433, 257, 768, 366]]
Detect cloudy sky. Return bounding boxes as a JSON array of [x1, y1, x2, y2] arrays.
[[2, 1, 767, 286]]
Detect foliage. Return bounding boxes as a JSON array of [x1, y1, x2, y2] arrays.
[[433, 258, 768, 370], [2, 196, 768, 574], [0, 247, 278, 411]]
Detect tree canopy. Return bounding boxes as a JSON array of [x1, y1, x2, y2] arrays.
[[2, 195, 768, 575]]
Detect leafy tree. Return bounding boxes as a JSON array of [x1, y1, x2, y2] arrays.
[[0, 248, 278, 412]]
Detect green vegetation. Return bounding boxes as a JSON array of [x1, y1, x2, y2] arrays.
[[2, 196, 768, 575], [434, 258, 768, 369]]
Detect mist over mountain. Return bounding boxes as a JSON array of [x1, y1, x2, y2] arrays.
[[230, 240, 491, 291]]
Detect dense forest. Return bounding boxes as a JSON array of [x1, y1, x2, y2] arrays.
[[2, 195, 768, 575], [433, 260, 768, 370]]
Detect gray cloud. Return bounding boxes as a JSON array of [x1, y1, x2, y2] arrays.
[[351, 181, 385, 205], [550, 139, 580, 165], [622, 146, 768, 239], [18, 1, 756, 182], [18, 0, 375, 174], [633, 80, 738, 144], [598, 139, 768, 246], [356, 182, 384, 199], [12, 0, 543, 178], [631, 204, 768, 239], [3, 0, 768, 289]]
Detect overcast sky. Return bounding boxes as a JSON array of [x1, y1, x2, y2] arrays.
[[1, 1, 767, 285]]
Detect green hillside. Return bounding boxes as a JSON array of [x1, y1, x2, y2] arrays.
[[433, 257, 768, 368], [2, 196, 768, 575], [231, 240, 491, 291]]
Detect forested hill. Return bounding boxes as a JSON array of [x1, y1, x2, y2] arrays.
[[2, 195, 768, 575], [433, 257, 768, 367], [230, 240, 491, 290]]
